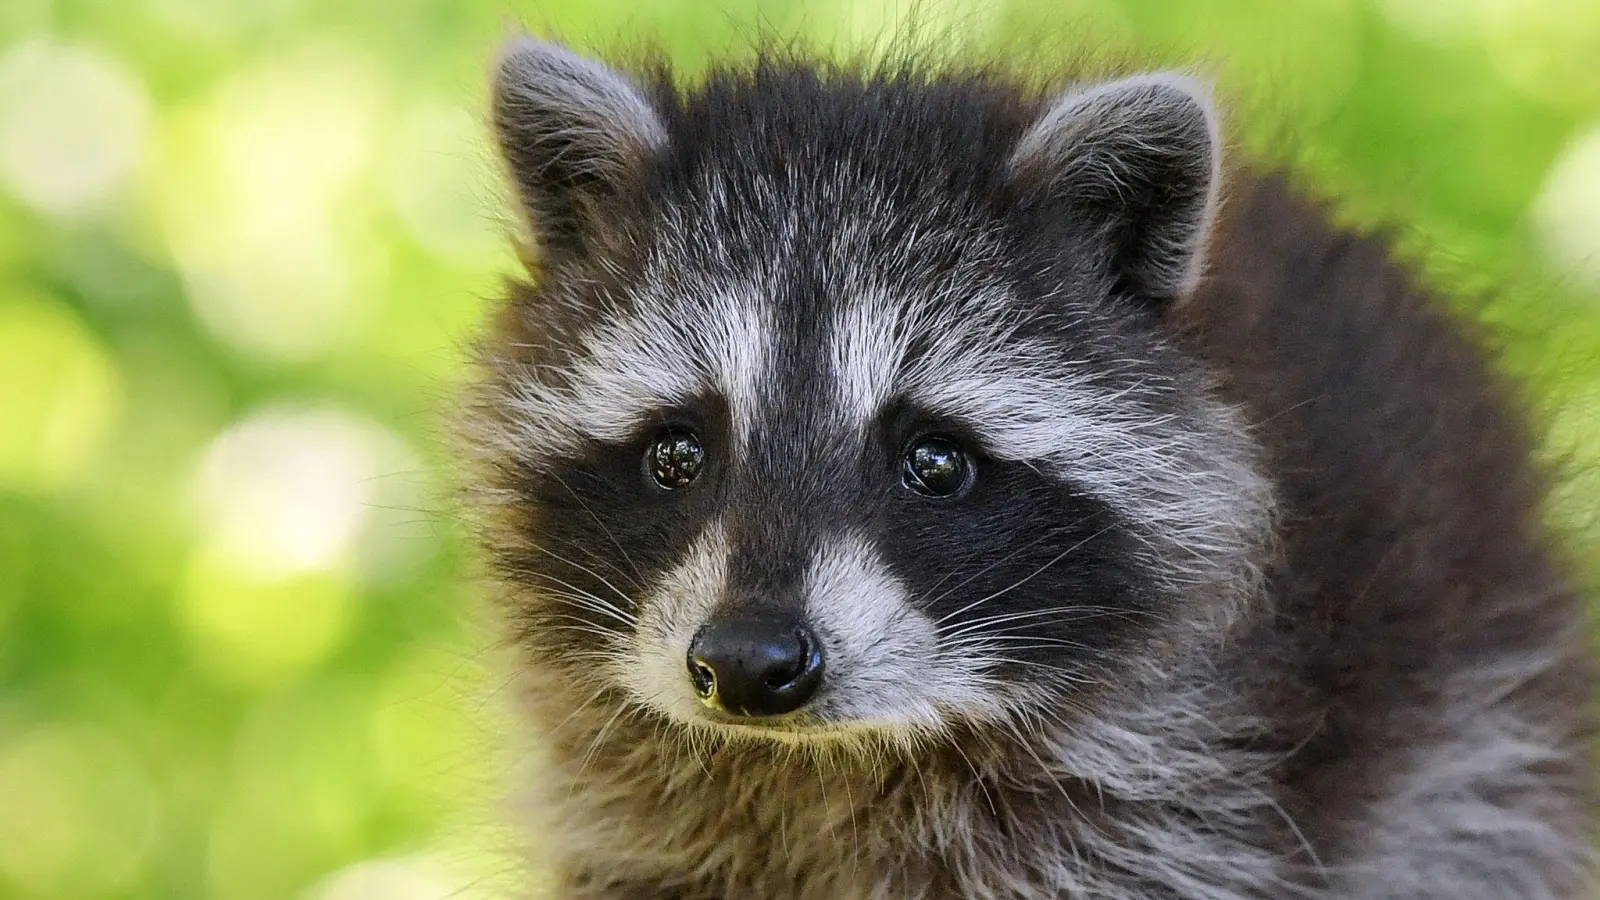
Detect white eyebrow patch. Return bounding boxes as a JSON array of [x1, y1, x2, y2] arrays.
[[829, 287, 1156, 488], [502, 288, 772, 464], [827, 289, 1274, 593]]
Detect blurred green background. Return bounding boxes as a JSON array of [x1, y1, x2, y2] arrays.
[[1, 0, 1598, 898]]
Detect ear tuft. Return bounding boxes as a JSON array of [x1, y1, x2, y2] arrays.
[[1009, 73, 1222, 302], [490, 37, 667, 248]]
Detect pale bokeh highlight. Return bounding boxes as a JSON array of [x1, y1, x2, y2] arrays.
[[0, 40, 150, 218]]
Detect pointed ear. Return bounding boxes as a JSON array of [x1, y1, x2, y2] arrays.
[[1008, 74, 1221, 302], [490, 37, 667, 249]]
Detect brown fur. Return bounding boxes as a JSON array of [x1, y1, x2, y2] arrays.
[[1180, 170, 1599, 889]]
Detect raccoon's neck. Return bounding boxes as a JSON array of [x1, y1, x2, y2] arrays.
[[517, 655, 1297, 898]]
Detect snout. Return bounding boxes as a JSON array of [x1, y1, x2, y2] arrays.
[[687, 615, 824, 718]]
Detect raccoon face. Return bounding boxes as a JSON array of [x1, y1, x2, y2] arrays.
[[476, 39, 1273, 747]]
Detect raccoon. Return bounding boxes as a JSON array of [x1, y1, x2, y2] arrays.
[[464, 35, 1599, 900]]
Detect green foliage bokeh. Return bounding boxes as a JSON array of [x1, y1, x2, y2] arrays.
[[1, 1, 1598, 898]]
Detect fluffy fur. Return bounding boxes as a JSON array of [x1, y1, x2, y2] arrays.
[[463, 35, 1598, 900]]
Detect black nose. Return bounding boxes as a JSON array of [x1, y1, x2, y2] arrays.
[[687, 616, 824, 718]]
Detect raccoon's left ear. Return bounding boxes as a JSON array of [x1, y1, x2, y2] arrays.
[[1008, 74, 1221, 303]]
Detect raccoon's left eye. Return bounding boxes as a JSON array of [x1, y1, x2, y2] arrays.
[[902, 436, 971, 498], [646, 429, 705, 490]]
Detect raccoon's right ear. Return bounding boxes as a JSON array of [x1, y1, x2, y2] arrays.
[[1008, 74, 1221, 304], [490, 37, 667, 251]]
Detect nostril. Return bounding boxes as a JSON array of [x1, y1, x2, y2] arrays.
[[688, 656, 716, 698]]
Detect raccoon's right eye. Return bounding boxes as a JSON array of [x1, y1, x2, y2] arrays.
[[646, 429, 705, 490]]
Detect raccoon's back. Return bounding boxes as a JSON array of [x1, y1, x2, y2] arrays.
[[1179, 171, 1597, 888]]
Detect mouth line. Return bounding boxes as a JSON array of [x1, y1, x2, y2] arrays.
[[688, 711, 905, 743], [697, 710, 820, 731], [691, 710, 858, 735]]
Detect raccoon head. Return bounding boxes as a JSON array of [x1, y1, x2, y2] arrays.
[[474, 38, 1273, 750]]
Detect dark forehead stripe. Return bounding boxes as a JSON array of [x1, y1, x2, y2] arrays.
[[718, 269, 869, 617], [654, 62, 1038, 184], [639, 61, 1045, 267]]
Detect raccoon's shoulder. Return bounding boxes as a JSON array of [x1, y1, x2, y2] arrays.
[[1183, 170, 1550, 562], [1179, 167, 1597, 889]]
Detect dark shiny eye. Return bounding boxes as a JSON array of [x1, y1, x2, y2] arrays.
[[646, 429, 705, 490], [902, 436, 971, 497]]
